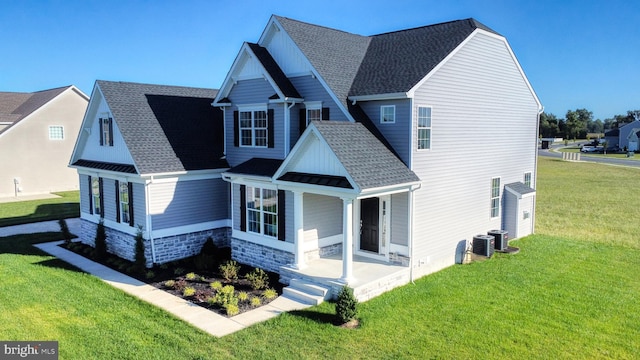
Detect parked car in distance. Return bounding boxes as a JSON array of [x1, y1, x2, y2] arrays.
[[581, 146, 597, 152]]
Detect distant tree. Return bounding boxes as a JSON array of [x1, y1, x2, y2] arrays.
[[587, 119, 603, 134], [565, 108, 592, 139], [539, 112, 560, 138], [627, 110, 640, 122]]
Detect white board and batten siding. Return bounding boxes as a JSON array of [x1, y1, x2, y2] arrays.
[[149, 178, 229, 230], [410, 32, 540, 275], [280, 130, 349, 179], [74, 92, 135, 166]]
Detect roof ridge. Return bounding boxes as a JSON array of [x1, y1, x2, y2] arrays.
[[371, 18, 496, 37], [273, 15, 368, 39], [97, 80, 218, 92]]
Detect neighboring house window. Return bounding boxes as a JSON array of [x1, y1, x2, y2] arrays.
[[524, 172, 532, 188], [239, 185, 285, 240], [48, 125, 64, 140], [99, 117, 114, 146], [234, 106, 274, 148], [380, 105, 395, 123], [116, 180, 134, 226], [491, 177, 501, 218], [90, 176, 103, 217], [418, 106, 432, 150]]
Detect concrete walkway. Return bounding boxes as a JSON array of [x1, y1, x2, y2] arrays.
[[2, 219, 312, 337]]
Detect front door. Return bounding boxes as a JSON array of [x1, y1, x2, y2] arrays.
[[360, 197, 379, 253]]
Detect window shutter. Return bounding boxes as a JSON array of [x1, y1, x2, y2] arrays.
[[108, 118, 114, 146], [322, 107, 330, 121], [299, 108, 306, 136], [239, 185, 246, 232], [98, 178, 104, 218], [277, 190, 285, 241], [268, 109, 275, 148], [115, 180, 120, 223], [88, 176, 93, 214], [99, 118, 104, 146], [233, 111, 239, 147], [128, 182, 134, 226]]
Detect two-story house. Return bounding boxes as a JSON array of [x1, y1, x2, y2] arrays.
[[71, 15, 541, 301]]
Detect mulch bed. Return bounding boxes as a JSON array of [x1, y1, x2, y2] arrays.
[[60, 241, 283, 317]]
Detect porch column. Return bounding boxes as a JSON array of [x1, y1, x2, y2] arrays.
[[293, 191, 305, 269], [340, 197, 354, 284]]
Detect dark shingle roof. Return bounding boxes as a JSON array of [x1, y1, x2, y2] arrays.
[[71, 159, 137, 174], [350, 19, 499, 96], [278, 172, 352, 189], [275, 16, 371, 110], [247, 43, 301, 99], [505, 182, 535, 196], [226, 158, 284, 177], [0, 86, 72, 134], [605, 128, 619, 136], [96, 81, 228, 174], [312, 121, 419, 190]]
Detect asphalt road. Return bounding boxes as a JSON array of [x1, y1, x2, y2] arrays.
[[538, 145, 640, 168]]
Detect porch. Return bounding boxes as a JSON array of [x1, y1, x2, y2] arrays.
[[280, 254, 411, 302]]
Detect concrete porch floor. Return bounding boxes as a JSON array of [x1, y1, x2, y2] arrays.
[[281, 254, 411, 302]]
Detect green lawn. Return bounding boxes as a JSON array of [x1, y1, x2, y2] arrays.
[[0, 191, 79, 227], [0, 159, 638, 359]]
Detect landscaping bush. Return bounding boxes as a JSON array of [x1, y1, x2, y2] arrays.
[[219, 260, 240, 282], [214, 285, 238, 308], [133, 226, 146, 273], [262, 288, 277, 300], [194, 237, 218, 271], [185, 272, 198, 281], [336, 286, 358, 324], [58, 218, 73, 245], [245, 267, 269, 290], [182, 287, 196, 297], [224, 303, 239, 316], [94, 219, 107, 261]]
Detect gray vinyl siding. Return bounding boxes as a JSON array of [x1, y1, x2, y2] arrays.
[[225, 79, 285, 167], [390, 192, 408, 246], [303, 193, 342, 241], [232, 183, 241, 231], [503, 191, 517, 239], [410, 32, 539, 268], [358, 99, 412, 165], [79, 174, 90, 214], [102, 178, 118, 222], [131, 182, 146, 229], [151, 178, 229, 230]]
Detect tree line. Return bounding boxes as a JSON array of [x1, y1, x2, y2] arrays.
[[539, 109, 640, 139]]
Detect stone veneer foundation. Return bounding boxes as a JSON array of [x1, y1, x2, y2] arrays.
[[80, 219, 231, 267], [230, 238, 294, 274]]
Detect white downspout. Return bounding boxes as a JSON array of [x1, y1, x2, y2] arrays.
[[408, 187, 415, 284], [284, 101, 296, 157], [145, 177, 156, 264], [532, 106, 544, 235]]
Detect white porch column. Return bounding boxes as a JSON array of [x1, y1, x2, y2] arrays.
[[293, 191, 305, 269], [340, 197, 354, 284]]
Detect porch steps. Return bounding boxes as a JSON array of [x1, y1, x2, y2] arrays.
[[282, 279, 331, 306]]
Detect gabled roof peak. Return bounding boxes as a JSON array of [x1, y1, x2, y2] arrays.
[[371, 18, 499, 37]]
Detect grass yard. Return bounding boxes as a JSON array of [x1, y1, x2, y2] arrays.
[[0, 191, 79, 227], [0, 158, 638, 359]]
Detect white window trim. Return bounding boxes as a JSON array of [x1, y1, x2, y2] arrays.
[[91, 176, 101, 217], [119, 181, 130, 225], [304, 101, 322, 125], [48, 125, 64, 140], [238, 104, 268, 148], [524, 172, 532, 188], [417, 106, 432, 150], [380, 105, 396, 124], [245, 185, 278, 239], [490, 177, 501, 219]]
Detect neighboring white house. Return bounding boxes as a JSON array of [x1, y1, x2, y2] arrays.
[[71, 15, 541, 301], [0, 86, 88, 198]]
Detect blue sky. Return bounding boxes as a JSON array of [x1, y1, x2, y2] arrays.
[[1, 0, 638, 120]]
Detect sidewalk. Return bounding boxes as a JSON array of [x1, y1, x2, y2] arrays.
[[0, 219, 312, 337], [0, 218, 81, 237]]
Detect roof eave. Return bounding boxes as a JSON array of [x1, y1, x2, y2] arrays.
[[348, 92, 409, 103]]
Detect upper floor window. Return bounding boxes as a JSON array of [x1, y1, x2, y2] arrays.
[[299, 103, 329, 135], [380, 105, 395, 124], [417, 106, 432, 150], [524, 172, 532, 188], [48, 125, 64, 140], [99, 117, 114, 146], [491, 177, 501, 218], [234, 106, 274, 148]]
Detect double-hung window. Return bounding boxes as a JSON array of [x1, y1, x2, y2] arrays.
[[99, 117, 114, 146], [490, 177, 501, 218], [239, 107, 268, 147], [246, 186, 278, 238], [417, 106, 432, 150], [524, 172, 532, 188], [380, 105, 395, 123], [119, 181, 130, 224], [90, 176, 102, 216]]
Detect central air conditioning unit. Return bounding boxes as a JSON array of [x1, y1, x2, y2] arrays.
[[472, 234, 495, 257], [488, 230, 509, 251]]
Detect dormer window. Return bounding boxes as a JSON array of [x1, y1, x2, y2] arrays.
[[381, 105, 395, 124]]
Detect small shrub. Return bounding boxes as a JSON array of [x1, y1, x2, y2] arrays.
[[58, 219, 73, 245], [206, 296, 216, 306], [183, 286, 196, 297], [194, 237, 218, 271], [219, 260, 240, 282], [214, 285, 238, 307], [336, 286, 358, 324], [210, 281, 222, 290], [133, 226, 146, 273], [159, 263, 169, 270], [245, 268, 269, 290], [94, 219, 108, 261], [173, 267, 185, 276], [145, 271, 155, 280], [250, 296, 261, 307], [224, 303, 239, 316], [174, 279, 187, 292], [237, 291, 249, 301], [185, 272, 198, 281], [164, 280, 176, 289], [262, 288, 277, 300]]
